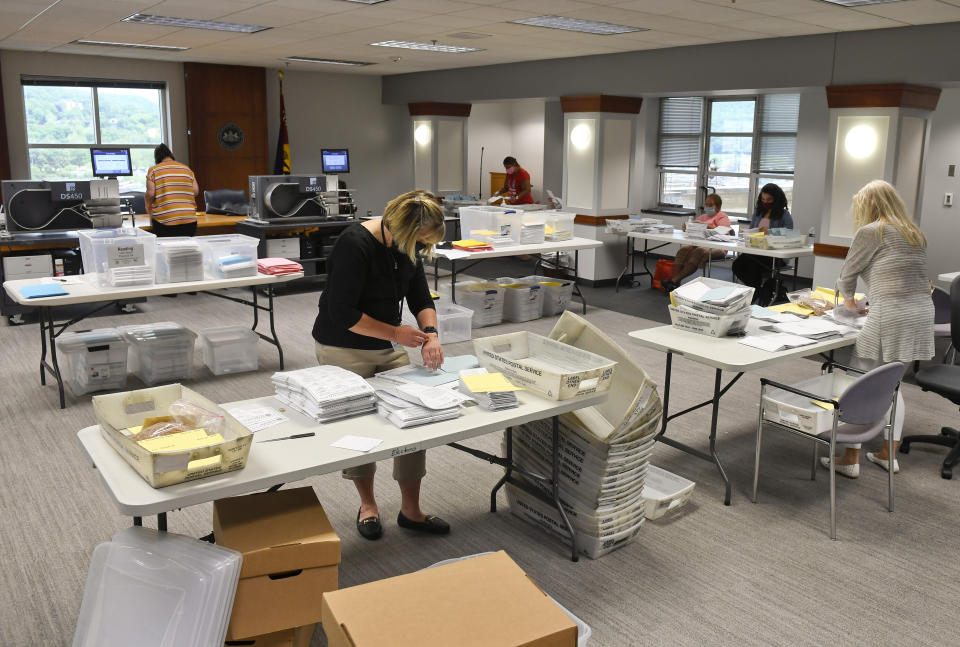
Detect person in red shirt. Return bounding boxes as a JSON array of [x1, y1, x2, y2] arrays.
[[497, 156, 535, 205], [660, 193, 731, 292]]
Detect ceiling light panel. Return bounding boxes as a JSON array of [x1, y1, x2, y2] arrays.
[[72, 39, 189, 51], [122, 13, 271, 33], [510, 15, 646, 35], [370, 40, 483, 52], [282, 56, 374, 65]]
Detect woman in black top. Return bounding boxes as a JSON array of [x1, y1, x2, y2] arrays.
[[732, 183, 794, 305], [313, 190, 449, 540]]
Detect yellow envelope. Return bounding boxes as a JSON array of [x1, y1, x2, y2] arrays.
[[454, 239, 489, 248], [462, 372, 523, 393], [137, 429, 223, 453], [811, 399, 836, 410], [769, 303, 813, 315]]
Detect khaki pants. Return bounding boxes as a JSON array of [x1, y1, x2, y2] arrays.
[[315, 343, 427, 481]]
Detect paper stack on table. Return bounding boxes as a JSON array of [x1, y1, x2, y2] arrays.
[[771, 317, 849, 339], [372, 381, 465, 428], [73, 526, 241, 647], [683, 221, 707, 238], [519, 222, 545, 244], [156, 239, 203, 283], [257, 257, 303, 275], [458, 368, 521, 411], [272, 365, 376, 422]]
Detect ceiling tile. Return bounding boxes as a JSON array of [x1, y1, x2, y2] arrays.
[[852, 0, 960, 25], [789, 8, 908, 29]]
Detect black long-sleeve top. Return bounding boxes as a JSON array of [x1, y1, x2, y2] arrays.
[[312, 222, 435, 350]]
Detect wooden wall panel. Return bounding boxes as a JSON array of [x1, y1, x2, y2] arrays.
[[825, 84, 941, 111], [184, 63, 269, 211], [560, 95, 642, 114]]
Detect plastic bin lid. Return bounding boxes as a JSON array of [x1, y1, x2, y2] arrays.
[[198, 325, 259, 344], [56, 329, 126, 351], [118, 322, 196, 345]]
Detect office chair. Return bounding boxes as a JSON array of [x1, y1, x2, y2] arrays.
[[203, 189, 249, 216], [900, 275, 960, 479], [753, 361, 904, 539]]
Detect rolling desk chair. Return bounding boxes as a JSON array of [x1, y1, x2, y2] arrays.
[[203, 189, 249, 216], [901, 275, 960, 479]]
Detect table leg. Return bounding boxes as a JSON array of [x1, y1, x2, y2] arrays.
[[433, 257, 439, 292], [489, 427, 513, 513], [450, 259, 457, 303], [573, 249, 587, 315], [616, 238, 631, 293], [158, 512, 167, 533], [251, 285, 260, 330], [39, 306, 48, 386], [266, 285, 284, 370], [793, 259, 799, 291], [707, 368, 733, 505], [43, 306, 65, 409]]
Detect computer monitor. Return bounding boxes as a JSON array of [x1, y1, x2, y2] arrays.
[[90, 147, 133, 178], [321, 149, 349, 174]]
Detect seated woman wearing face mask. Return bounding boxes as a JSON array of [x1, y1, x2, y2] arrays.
[[312, 189, 449, 541], [660, 193, 731, 292]]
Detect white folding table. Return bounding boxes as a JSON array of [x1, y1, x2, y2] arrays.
[[78, 390, 607, 561], [432, 238, 603, 314], [629, 320, 855, 505], [3, 272, 303, 408], [622, 230, 813, 291], [937, 271, 959, 285]]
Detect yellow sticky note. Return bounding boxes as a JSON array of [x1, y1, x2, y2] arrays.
[[462, 372, 523, 393], [124, 425, 143, 437], [811, 399, 836, 410], [769, 303, 813, 315]]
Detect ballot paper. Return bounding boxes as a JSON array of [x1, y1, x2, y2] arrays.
[[750, 305, 805, 323], [672, 281, 711, 302], [223, 404, 287, 432], [459, 368, 520, 411], [738, 333, 817, 352], [272, 365, 377, 422], [699, 285, 751, 305], [331, 435, 383, 452], [372, 381, 464, 427], [684, 222, 708, 238], [771, 318, 847, 339], [375, 355, 479, 387]]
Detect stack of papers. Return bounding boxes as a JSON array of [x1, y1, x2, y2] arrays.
[[684, 221, 707, 238], [375, 354, 480, 387], [750, 305, 804, 323], [372, 381, 464, 428], [107, 264, 154, 287], [157, 240, 203, 283], [73, 526, 241, 647], [520, 222, 545, 244], [738, 333, 817, 352], [217, 254, 256, 278], [645, 223, 674, 233], [453, 239, 494, 252], [459, 368, 521, 411], [272, 365, 376, 422], [257, 257, 303, 275], [771, 318, 848, 339]]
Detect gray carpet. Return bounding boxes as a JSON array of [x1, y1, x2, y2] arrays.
[[1, 287, 958, 647]]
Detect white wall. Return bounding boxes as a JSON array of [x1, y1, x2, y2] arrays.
[[264, 68, 411, 219], [793, 88, 830, 279], [917, 88, 960, 281], [466, 100, 546, 202], [0, 50, 189, 177]]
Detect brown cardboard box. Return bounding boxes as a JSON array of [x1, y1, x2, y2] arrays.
[[215, 488, 340, 640], [321, 551, 577, 647], [225, 623, 316, 647]]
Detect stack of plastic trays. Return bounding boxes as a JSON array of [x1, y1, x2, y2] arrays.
[[73, 526, 241, 647], [498, 278, 543, 323], [118, 322, 197, 386], [55, 329, 128, 395], [455, 281, 504, 328], [155, 238, 204, 283]]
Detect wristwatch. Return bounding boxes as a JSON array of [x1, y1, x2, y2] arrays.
[[421, 326, 438, 335]]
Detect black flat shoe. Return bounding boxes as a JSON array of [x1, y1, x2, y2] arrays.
[[356, 508, 382, 540], [397, 511, 450, 535]]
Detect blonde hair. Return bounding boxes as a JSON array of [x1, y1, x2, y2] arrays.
[[852, 179, 927, 248], [382, 189, 446, 262]]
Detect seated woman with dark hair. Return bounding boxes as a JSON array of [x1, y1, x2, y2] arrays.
[[732, 183, 793, 305], [660, 193, 731, 292]]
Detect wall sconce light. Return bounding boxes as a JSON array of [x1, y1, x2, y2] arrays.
[[414, 123, 431, 145], [844, 124, 878, 159], [570, 123, 591, 150]]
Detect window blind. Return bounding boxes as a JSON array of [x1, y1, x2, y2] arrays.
[[757, 94, 799, 173], [658, 97, 703, 168], [21, 76, 165, 90]]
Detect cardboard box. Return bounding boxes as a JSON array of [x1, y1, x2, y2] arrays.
[[225, 624, 316, 647], [215, 488, 340, 640], [321, 551, 576, 647]]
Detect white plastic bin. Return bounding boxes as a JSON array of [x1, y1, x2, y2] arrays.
[[77, 228, 157, 287], [118, 322, 196, 386], [455, 281, 504, 327], [198, 326, 259, 375], [55, 329, 128, 395], [670, 277, 754, 316], [499, 278, 543, 323], [198, 234, 259, 279], [762, 371, 856, 434], [521, 275, 574, 316], [155, 237, 204, 284], [641, 465, 695, 520], [435, 302, 473, 344]]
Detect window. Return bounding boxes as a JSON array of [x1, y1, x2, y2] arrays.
[[657, 93, 800, 217], [22, 78, 166, 192]]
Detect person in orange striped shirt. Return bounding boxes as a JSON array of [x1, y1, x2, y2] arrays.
[[146, 143, 200, 237]]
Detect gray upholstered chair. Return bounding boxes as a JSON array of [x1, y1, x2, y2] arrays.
[[932, 286, 954, 364], [752, 361, 905, 539], [901, 275, 960, 479]]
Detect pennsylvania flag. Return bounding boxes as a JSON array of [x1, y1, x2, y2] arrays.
[[273, 70, 291, 175]]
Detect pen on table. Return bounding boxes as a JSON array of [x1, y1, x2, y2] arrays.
[[258, 432, 316, 443]]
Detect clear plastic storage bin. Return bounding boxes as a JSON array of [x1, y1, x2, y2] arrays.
[[545, 211, 575, 241], [55, 328, 128, 395], [198, 326, 259, 375], [435, 302, 473, 344], [77, 228, 157, 288], [155, 237, 204, 284], [521, 275, 574, 316], [499, 278, 543, 323], [118, 322, 196, 385], [455, 281, 504, 328], [198, 234, 259, 279], [459, 206, 523, 245]]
